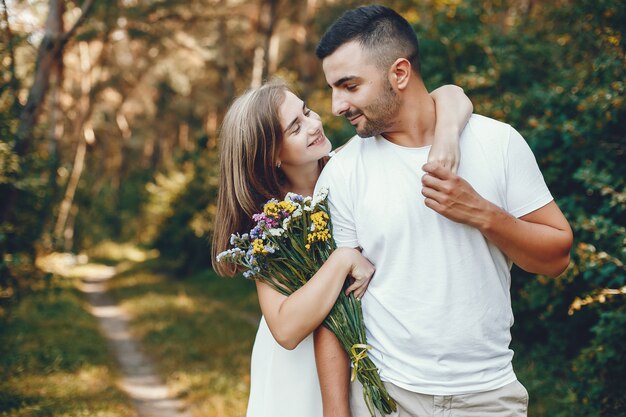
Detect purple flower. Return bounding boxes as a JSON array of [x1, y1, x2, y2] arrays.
[[252, 213, 279, 229], [286, 193, 304, 203], [250, 226, 262, 240]]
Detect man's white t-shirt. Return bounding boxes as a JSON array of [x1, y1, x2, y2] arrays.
[[315, 114, 553, 395]]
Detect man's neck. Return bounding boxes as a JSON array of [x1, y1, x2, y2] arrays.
[[381, 83, 436, 148]]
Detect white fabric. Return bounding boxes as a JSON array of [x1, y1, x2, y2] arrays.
[[315, 114, 553, 395], [246, 316, 322, 417]]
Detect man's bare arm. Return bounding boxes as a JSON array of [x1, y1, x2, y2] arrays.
[[314, 326, 351, 417]]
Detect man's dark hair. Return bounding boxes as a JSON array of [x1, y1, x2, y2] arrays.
[[316, 4, 420, 74]]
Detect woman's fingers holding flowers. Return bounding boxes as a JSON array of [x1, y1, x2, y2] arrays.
[[344, 249, 375, 297], [345, 277, 369, 299]]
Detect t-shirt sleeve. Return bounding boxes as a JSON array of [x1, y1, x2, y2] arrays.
[[505, 126, 554, 218], [315, 161, 359, 248]]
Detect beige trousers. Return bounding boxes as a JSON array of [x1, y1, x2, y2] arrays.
[[350, 379, 528, 417]]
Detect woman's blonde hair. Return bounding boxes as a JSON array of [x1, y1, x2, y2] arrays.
[[211, 79, 292, 276]]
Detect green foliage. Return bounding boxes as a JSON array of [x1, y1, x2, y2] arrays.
[[0, 135, 53, 302], [72, 169, 153, 249], [574, 307, 626, 416], [151, 150, 220, 273]]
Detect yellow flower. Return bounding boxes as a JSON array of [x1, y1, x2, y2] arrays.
[[252, 239, 268, 255], [263, 202, 280, 217], [264, 200, 296, 218], [311, 211, 329, 230], [306, 222, 331, 249], [317, 229, 331, 241], [278, 200, 296, 214]]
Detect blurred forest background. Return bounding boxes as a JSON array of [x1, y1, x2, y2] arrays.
[[0, 0, 624, 416]]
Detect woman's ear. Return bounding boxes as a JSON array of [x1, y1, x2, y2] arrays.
[[389, 58, 412, 91]]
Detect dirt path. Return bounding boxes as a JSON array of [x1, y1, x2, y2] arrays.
[[79, 266, 191, 417]]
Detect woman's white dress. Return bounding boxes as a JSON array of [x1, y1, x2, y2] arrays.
[[246, 316, 323, 417]]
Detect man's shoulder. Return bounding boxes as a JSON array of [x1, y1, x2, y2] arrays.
[[317, 135, 370, 189], [463, 114, 516, 150], [332, 135, 360, 154], [325, 135, 369, 169], [466, 114, 512, 135], [333, 134, 371, 155]]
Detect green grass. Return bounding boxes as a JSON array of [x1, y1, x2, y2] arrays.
[[0, 274, 136, 417], [107, 259, 260, 417]]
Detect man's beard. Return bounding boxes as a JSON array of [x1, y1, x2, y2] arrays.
[[349, 80, 401, 138]]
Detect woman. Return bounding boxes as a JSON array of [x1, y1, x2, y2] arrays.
[[212, 79, 472, 417]]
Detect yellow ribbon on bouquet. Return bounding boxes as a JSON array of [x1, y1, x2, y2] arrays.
[[350, 343, 372, 382]]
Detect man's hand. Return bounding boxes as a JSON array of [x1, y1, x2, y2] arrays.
[[421, 162, 493, 228]]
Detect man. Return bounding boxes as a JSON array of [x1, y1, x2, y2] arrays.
[[313, 5, 573, 416]]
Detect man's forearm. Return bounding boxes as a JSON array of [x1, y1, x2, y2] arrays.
[[477, 201, 573, 277], [314, 326, 351, 417]]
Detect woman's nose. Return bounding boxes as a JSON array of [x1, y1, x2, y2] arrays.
[[307, 119, 322, 135]]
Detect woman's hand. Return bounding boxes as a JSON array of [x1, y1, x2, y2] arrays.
[[428, 84, 474, 174], [428, 124, 461, 173], [338, 247, 375, 299]]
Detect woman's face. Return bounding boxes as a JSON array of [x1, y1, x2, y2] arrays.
[[277, 91, 332, 168]]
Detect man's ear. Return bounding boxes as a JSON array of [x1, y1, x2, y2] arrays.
[[389, 58, 412, 91]]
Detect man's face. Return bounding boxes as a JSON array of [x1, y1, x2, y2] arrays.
[[322, 41, 400, 138]]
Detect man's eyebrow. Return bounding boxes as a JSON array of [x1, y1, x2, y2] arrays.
[[283, 102, 306, 133], [332, 75, 358, 88]]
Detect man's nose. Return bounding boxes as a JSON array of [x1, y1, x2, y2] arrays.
[[331, 91, 349, 116]]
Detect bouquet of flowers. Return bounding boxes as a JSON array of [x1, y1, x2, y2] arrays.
[[217, 188, 396, 416]]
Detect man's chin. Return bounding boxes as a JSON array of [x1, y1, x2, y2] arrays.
[[356, 127, 380, 138], [354, 119, 388, 138]]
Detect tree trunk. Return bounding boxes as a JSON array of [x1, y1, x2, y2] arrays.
[[47, 59, 64, 172], [62, 205, 79, 252], [216, 0, 236, 101], [15, 0, 94, 155], [251, 0, 278, 88], [297, 0, 318, 100], [15, 0, 64, 155], [54, 135, 86, 247], [53, 41, 93, 249]]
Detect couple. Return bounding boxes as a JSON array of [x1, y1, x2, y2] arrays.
[[213, 5, 572, 417]]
